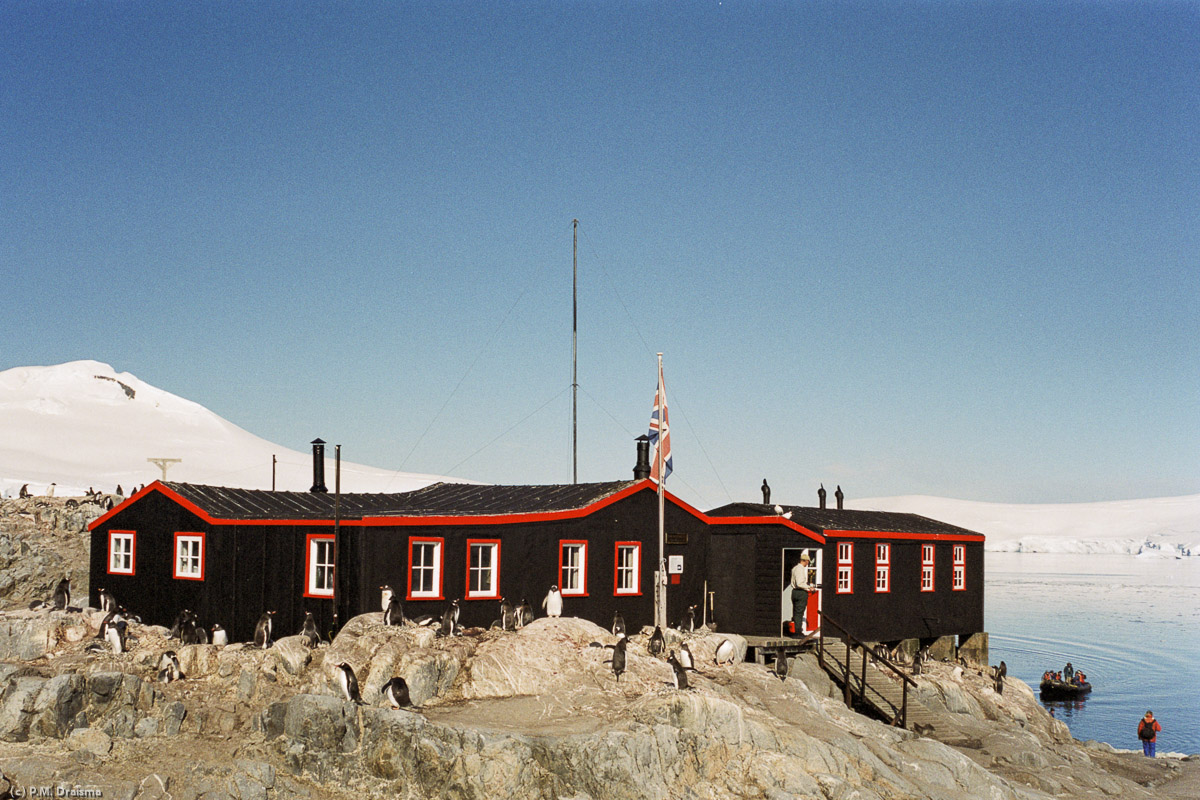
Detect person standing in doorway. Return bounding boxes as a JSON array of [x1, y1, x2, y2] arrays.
[[1138, 710, 1162, 757], [790, 553, 815, 637]]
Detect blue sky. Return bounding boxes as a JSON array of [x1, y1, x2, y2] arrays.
[[2, 2, 1197, 507]]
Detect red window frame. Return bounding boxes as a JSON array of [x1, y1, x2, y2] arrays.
[[559, 540, 588, 597], [407, 537, 445, 601], [921, 543, 935, 592], [614, 542, 641, 596], [173, 531, 206, 581], [304, 533, 335, 599], [952, 545, 966, 591], [107, 530, 136, 576], [465, 539, 501, 600], [836, 541, 853, 594], [874, 542, 890, 593]]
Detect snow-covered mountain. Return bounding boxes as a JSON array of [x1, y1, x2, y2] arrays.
[[0, 361, 464, 497], [848, 494, 1200, 558], [2, 361, 1196, 556]]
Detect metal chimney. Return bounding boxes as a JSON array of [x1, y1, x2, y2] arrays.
[[310, 439, 328, 493], [818, 483, 827, 510], [633, 435, 651, 480], [835, 485, 844, 510]]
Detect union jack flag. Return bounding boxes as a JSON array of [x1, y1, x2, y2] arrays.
[[649, 361, 672, 482]]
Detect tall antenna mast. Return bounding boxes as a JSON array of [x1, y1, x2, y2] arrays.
[[572, 218, 579, 484]]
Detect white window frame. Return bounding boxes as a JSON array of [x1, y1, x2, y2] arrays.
[[615, 543, 640, 595], [307, 535, 335, 598], [952, 545, 966, 591], [174, 533, 204, 580], [466, 540, 500, 599], [109, 531, 135, 575], [836, 541, 853, 594], [409, 538, 443, 600], [560, 542, 587, 596]]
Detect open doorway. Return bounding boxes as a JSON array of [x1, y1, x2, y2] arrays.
[[781, 547, 822, 636]]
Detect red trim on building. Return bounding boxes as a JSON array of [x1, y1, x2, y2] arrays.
[[107, 530, 136, 576], [303, 533, 335, 599], [406, 537, 445, 601], [613, 541, 642, 596], [559, 540, 588, 597], [465, 539, 502, 600], [172, 531, 206, 581]]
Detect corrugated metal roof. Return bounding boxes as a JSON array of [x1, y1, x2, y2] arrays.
[[161, 481, 639, 521], [705, 502, 982, 537]]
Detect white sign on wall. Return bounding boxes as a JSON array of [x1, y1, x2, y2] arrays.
[[668, 555, 684, 574]]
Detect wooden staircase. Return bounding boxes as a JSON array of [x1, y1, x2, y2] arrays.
[[817, 614, 939, 732]]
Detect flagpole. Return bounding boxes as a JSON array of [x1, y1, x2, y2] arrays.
[[656, 352, 666, 630]]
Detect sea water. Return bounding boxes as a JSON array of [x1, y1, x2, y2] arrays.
[[986, 552, 1200, 755]]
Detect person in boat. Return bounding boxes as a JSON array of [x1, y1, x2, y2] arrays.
[[1063, 662, 1075, 682], [1138, 710, 1162, 758]]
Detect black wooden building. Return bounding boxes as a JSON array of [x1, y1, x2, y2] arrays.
[[87, 454, 985, 647]]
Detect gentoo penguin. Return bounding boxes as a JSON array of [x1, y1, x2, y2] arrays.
[[380, 676, 412, 709], [300, 611, 321, 647], [335, 662, 361, 704], [678, 642, 695, 671], [648, 625, 665, 657], [383, 596, 406, 627], [774, 650, 789, 681], [438, 599, 460, 637], [157, 651, 183, 683], [98, 588, 118, 613], [667, 650, 689, 689], [254, 611, 275, 649], [516, 599, 533, 628], [499, 598, 516, 631], [678, 604, 697, 633], [19, 483, 30, 498], [714, 639, 736, 666], [46, 482, 55, 497], [106, 619, 127, 654], [192, 618, 208, 645], [542, 585, 562, 618], [116, 484, 123, 496], [608, 637, 628, 683], [612, 611, 626, 638], [169, 609, 191, 640], [210, 624, 228, 647], [380, 585, 395, 615], [51, 577, 71, 610]]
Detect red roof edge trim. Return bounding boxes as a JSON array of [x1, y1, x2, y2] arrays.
[[87, 481, 200, 530]]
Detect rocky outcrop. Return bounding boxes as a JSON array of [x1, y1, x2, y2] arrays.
[[0, 496, 110, 608]]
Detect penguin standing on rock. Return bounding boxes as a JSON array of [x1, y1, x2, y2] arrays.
[[380, 585, 394, 614], [439, 599, 460, 637], [381, 676, 412, 709], [714, 639, 736, 666], [542, 585, 562, 618], [97, 588, 118, 613], [607, 637, 628, 683], [499, 598, 516, 631], [383, 596, 406, 627], [300, 611, 321, 647], [106, 619, 127, 654], [169, 609, 191, 640], [667, 651, 689, 689], [678, 642, 695, 672], [678, 604, 697, 633], [157, 651, 183, 683], [612, 611, 626, 638], [516, 599, 533, 628], [774, 650, 789, 681], [210, 624, 228, 647], [51, 577, 71, 610], [335, 662, 361, 704], [648, 626, 665, 657], [254, 611, 275, 649]]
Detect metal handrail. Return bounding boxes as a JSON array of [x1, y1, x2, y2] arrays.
[[817, 611, 917, 727]]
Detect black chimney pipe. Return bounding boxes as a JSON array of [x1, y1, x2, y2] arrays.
[[818, 483, 826, 510], [633, 435, 651, 480], [310, 439, 328, 493]]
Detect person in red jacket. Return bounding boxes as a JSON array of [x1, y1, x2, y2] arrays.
[[1138, 710, 1162, 757]]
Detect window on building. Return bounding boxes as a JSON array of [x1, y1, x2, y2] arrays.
[[921, 543, 935, 592], [408, 538, 444, 600], [560, 541, 587, 596], [875, 543, 890, 593], [836, 541, 853, 594], [108, 531, 135, 575], [466, 540, 500, 599], [952, 545, 966, 591], [615, 542, 640, 595], [174, 533, 204, 580], [306, 534, 335, 598]]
